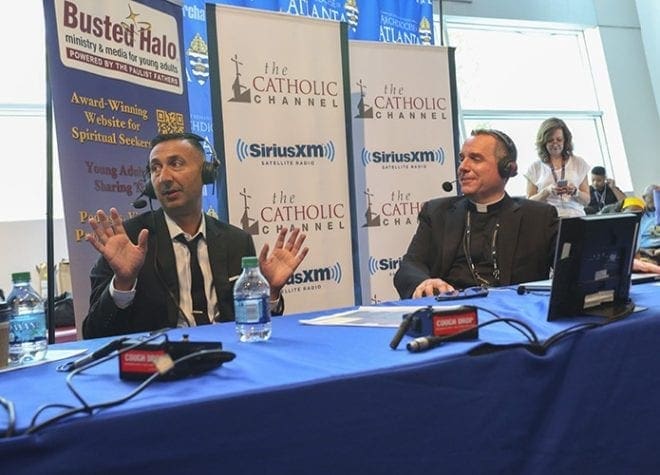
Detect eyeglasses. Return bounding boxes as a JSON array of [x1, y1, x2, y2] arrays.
[[435, 286, 489, 302]]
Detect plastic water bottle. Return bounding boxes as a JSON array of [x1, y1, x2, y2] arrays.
[[233, 256, 272, 342], [7, 272, 48, 365]]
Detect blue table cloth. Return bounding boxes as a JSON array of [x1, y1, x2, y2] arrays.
[[1, 283, 659, 474]]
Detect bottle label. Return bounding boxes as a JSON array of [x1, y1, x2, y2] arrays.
[[9, 311, 47, 344], [234, 296, 270, 324]]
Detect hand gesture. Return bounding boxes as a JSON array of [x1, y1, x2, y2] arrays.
[[85, 208, 149, 290], [259, 227, 309, 298]]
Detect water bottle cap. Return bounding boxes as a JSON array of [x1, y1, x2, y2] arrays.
[[11, 272, 31, 283], [241, 256, 258, 268]]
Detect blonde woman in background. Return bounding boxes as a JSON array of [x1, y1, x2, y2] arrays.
[[525, 117, 590, 217]]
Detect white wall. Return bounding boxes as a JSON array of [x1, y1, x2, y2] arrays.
[[594, 0, 660, 195], [635, 0, 660, 119], [442, 0, 660, 195], [443, 0, 597, 25], [0, 219, 69, 298]]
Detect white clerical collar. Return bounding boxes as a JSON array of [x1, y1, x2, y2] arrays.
[[470, 193, 506, 213], [163, 212, 206, 241]]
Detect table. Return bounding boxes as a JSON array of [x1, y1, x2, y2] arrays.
[[1, 283, 660, 474]]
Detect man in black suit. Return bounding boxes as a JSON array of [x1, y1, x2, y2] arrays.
[[83, 133, 308, 338], [394, 129, 557, 299]]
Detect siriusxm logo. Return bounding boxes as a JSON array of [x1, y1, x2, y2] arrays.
[[361, 147, 444, 166], [287, 263, 342, 285], [236, 139, 335, 162], [368, 257, 402, 275]]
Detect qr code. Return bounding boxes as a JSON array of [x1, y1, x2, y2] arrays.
[[156, 109, 185, 134]]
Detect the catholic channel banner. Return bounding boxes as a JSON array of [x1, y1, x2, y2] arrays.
[[349, 41, 458, 304], [181, 0, 434, 219], [207, 5, 356, 312], [43, 0, 188, 331]]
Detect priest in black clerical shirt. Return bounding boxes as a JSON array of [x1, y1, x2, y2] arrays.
[[394, 129, 558, 299]]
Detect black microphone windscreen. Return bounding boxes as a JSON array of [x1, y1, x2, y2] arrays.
[[132, 199, 147, 209], [442, 181, 454, 192]]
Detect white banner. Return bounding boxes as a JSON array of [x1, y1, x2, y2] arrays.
[[209, 6, 356, 312], [55, 0, 184, 94], [349, 41, 457, 304]]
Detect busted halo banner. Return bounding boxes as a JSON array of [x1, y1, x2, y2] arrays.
[[43, 0, 189, 330]]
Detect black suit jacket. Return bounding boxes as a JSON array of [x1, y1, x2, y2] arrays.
[[394, 195, 558, 299], [83, 209, 258, 338]]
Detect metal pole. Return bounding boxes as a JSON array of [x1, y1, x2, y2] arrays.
[[45, 49, 56, 345]]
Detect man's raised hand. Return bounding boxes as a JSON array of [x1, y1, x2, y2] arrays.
[[85, 208, 148, 290]]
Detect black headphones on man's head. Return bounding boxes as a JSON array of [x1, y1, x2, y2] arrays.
[[141, 132, 220, 200], [472, 129, 518, 179], [490, 129, 518, 179]]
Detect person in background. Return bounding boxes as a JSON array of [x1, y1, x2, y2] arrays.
[[525, 117, 591, 217], [601, 194, 660, 273], [637, 185, 660, 265], [394, 129, 557, 299], [83, 132, 309, 338], [584, 165, 626, 214]]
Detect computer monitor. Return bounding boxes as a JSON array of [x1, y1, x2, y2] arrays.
[[547, 213, 640, 321]]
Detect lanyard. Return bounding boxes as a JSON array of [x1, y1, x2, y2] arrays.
[[463, 211, 501, 286], [593, 188, 606, 208], [549, 159, 566, 184]]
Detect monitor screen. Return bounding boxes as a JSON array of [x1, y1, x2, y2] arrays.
[[547, 213, 640, 321]]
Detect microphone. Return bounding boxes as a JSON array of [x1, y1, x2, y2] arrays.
[[57, 337, 130, 372], [131, 198, 147, 209], [442, 180, 457, 192], [516, 284, 551, 295], [406, 335, 445, 353], [389, 312, 414, 350], [131, 179, 158, 208], [131, 190, 149, 209]]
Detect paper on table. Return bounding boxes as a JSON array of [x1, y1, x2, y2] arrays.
[[0, 348, 87, 374], [300, 306, 424, 328]]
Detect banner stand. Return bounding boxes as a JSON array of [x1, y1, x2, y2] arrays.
[[45, 49, 55, 344]]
